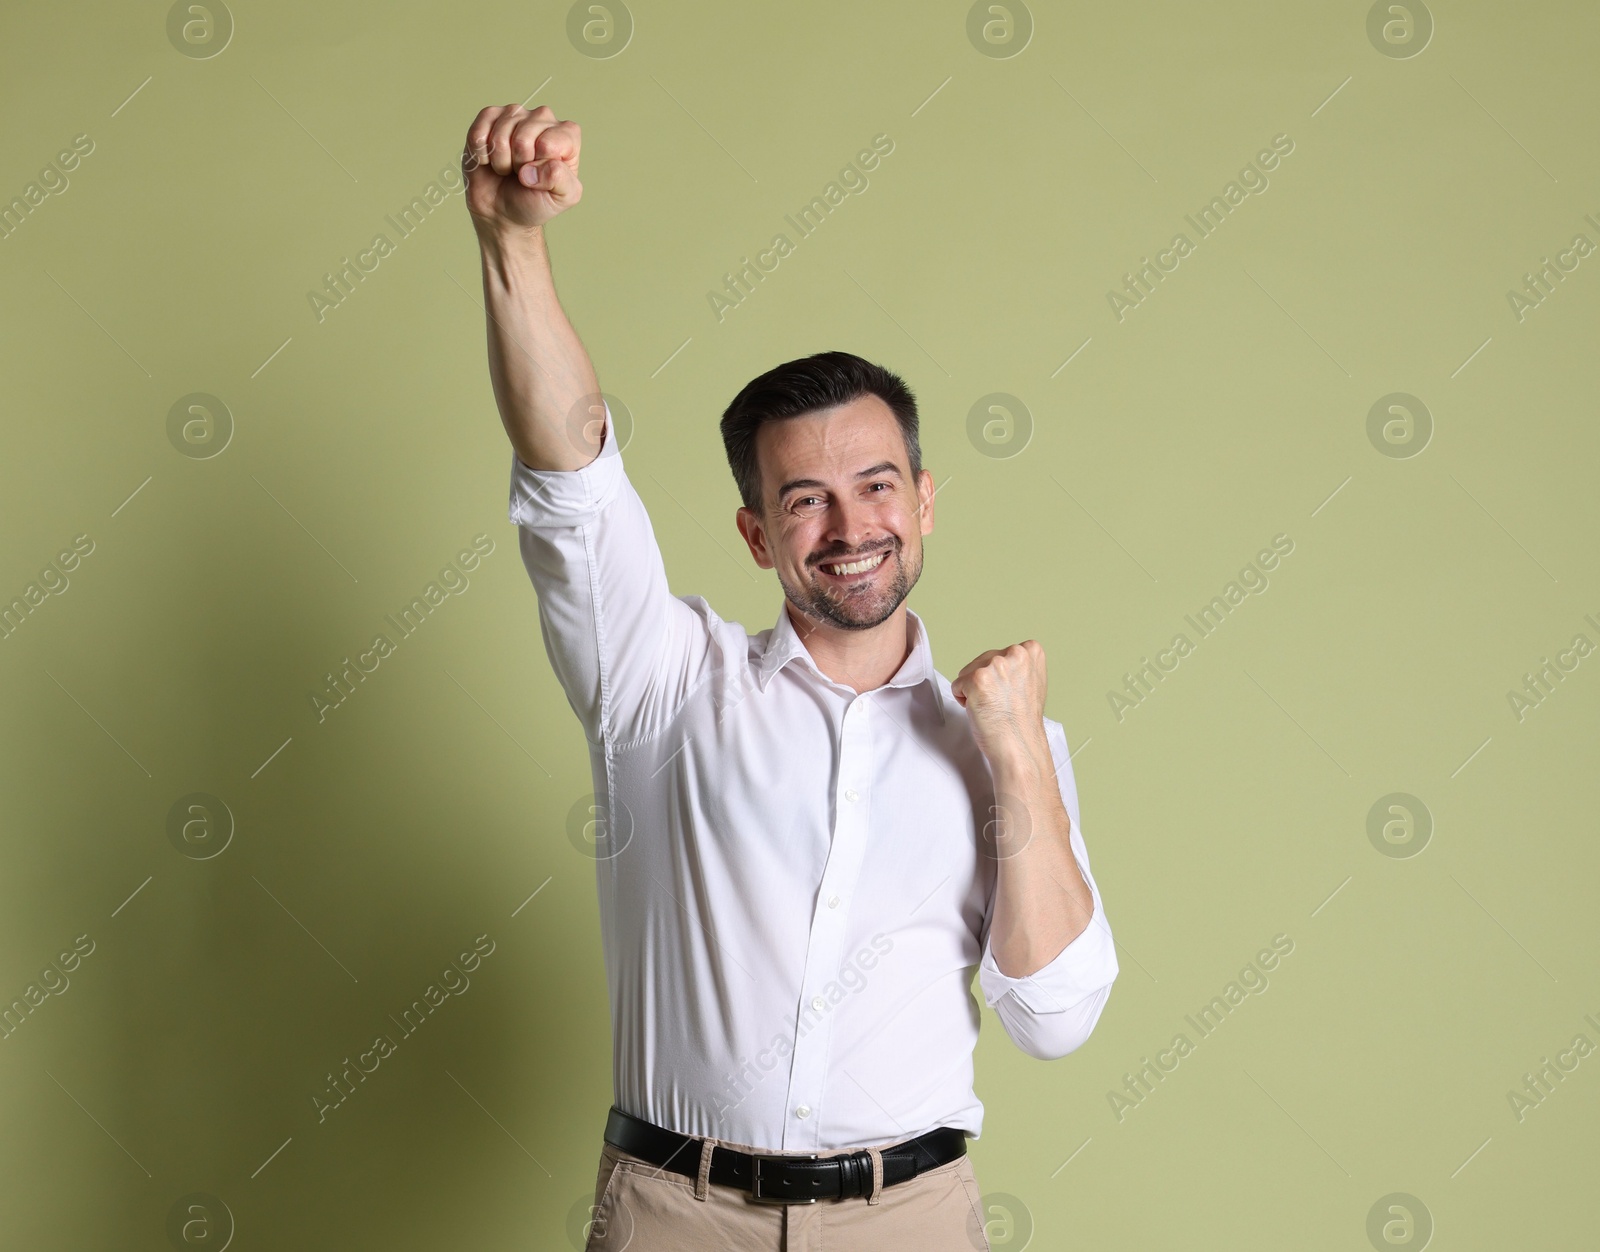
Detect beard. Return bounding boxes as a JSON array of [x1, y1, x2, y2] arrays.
[[778, 537, 923, 631]]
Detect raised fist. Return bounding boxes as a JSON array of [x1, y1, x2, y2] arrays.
[[463, 103, 582, 232]]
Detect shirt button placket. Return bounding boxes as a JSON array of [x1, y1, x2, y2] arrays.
[[783, 695, 873, 1150]]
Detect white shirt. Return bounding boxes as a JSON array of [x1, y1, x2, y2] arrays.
[[507, 406, 1118, 1152]]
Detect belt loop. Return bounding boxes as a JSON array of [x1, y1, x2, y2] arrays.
[[693, 1137, 714, 1201], [866, 1146, 884, 1205]]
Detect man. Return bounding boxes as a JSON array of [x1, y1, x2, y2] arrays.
[[464, 103, 1118, 1251]]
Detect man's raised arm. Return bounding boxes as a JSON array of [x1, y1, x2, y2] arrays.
[[462, 103, 717, 750], [464, 103, 600, 471]]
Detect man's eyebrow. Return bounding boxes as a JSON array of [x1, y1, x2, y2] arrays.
[[776, 461, 904, 501]]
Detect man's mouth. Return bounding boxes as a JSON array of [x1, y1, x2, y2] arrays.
[[817, 549, 890, 579]]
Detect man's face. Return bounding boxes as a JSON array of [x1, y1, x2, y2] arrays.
[[735, 394, 935, 631]]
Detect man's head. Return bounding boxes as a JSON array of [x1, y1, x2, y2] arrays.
[[722, 351, 935, 632]]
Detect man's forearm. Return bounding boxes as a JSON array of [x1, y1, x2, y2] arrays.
[[476, 222, 602, 472], [986, 730, 1096, 979]]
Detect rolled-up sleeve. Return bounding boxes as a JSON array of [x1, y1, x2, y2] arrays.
[[977, 717, 1119, 1061], [507, 403, 712, 747]]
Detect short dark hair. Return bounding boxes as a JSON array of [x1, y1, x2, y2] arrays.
[[719, 350, 921, 513]]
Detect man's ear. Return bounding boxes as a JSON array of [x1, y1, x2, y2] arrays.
[[736, 506, 775, 569], [916, 468, 936, 536]]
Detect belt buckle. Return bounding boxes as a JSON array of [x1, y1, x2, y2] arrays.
[[749, 1152, 818, 1204]]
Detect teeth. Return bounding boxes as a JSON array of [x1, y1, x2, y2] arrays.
[[823, 551, 888, 576]]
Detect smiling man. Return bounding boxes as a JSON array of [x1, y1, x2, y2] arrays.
[[465, 103, 1119, 1251]]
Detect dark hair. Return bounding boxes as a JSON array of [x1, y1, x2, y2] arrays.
[[719, 351, 921, 513]]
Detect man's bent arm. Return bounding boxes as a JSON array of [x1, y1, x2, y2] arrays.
[[976, 718, 1119, 1061]]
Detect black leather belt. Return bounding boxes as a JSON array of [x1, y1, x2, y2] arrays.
[[603, 1105, 967, 1204]]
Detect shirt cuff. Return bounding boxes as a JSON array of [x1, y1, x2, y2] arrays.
[[507, 402, 625, 528], [978, 892, 1119, 1016]]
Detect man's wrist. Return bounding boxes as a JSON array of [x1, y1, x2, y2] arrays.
[[986, 725, 1055, 793], [475, 221, 553, 290], [475, 218, 547, 260]]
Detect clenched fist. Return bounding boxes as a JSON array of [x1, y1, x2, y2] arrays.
[[950, 640, 1050, 767], [463, 103, 583, 232]]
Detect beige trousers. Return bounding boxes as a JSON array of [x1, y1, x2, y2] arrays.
[[581, 1130, 993, 1252]]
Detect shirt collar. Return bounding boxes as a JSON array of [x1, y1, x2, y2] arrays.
[[756, 601, 947, 719]]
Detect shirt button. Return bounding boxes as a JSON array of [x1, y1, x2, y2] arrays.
[[811, 995, 825, 1012], [827, 894, 840, 908], [844, 788, 859, 803], [795, 1105, 811, 1119]]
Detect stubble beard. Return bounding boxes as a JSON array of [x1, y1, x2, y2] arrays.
[[779, 537, 923, 631]]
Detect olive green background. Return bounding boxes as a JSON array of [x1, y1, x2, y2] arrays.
[[2, 0, 1596, 1248]]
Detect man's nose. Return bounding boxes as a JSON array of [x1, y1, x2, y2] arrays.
[[821, 496, 881, 551]]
